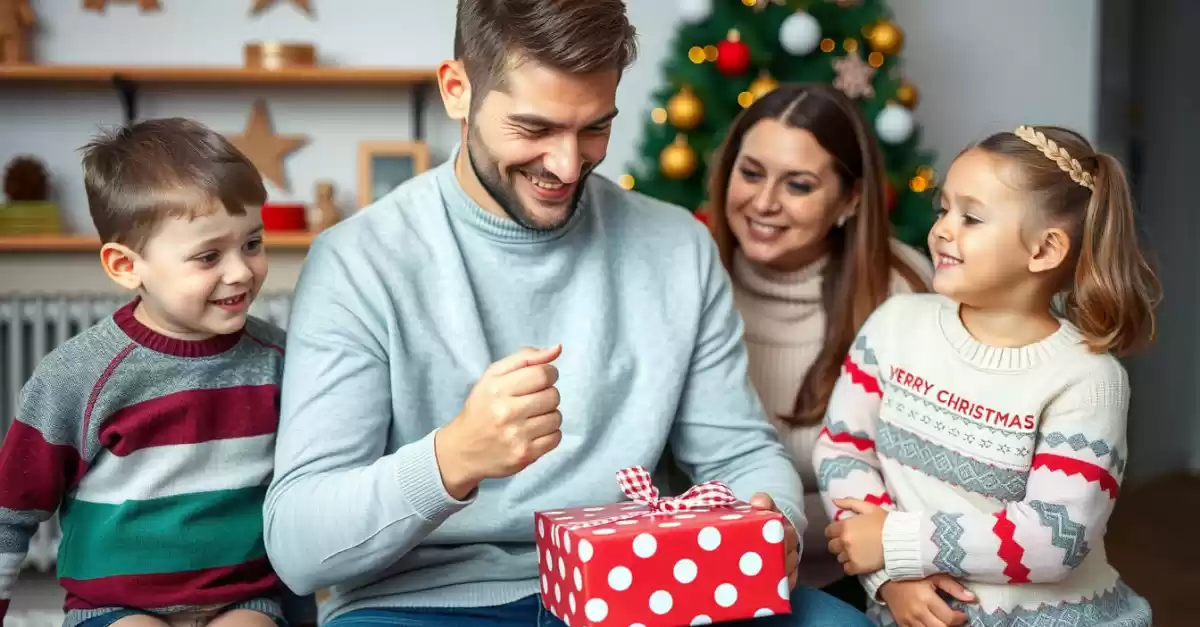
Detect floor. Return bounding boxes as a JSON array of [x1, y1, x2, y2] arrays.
[[6, 476, 1194, 626]]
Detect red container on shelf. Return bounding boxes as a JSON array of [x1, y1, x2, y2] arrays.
[[262, 202, 307, 232]]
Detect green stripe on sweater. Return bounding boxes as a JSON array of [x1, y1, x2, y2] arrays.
[[57, 484, 267, 580]]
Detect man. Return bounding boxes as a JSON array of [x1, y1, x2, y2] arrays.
[[263, 1, 872, 625]]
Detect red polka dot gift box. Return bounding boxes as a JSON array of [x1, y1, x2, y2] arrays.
[[534, 466, 791, 626]]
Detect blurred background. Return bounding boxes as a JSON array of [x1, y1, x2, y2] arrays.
[[0, 0, 1195, 624]]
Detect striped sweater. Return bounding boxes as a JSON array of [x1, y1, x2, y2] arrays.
[[0, 299, 286, 627], [812, 293, 1152, 626]]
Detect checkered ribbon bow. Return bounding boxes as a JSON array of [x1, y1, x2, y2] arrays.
[[616, 465, 738, 513]]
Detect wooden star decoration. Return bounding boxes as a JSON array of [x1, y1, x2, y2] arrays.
[[250, 0, 312, 17], [83, 0, 161, 12], [833, 50, 876, 99], [226, 99, 307, 192]]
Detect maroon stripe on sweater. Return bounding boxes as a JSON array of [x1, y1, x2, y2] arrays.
[[62, 556, 279, 611], [0, 420, 88, 511], [81, 343, 137, 459], [1, 598, 10, 619], [100, 385, 280, 456]]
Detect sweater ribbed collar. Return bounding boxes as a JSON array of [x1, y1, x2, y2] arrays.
[[731, 248, 826, 304], [113, 298, 243, 358], [936, 297, 1083, 371], [437, 145, 587, 245]]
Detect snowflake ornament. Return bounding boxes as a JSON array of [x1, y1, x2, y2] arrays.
[[832, 50, 876, 99]]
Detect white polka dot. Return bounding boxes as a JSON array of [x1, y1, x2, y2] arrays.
[[632, 533, 657, 558], [578, 539, 594, 563], [558, 557, 566, 578], [674, 558, 698, 584], [584, 506, 606, 512], [754, 609, 775, 617], [659, 522, 681, 528], [622, 505, 642, 510], [574, 567, 583, 591], [585, 598, 609, 622], [617, 519, 639, 526], [763, 519, 785, 544], [608, 566, 633, 591], [555, 582, 562, 602], [649, 590, 673, 614], [569, 592, 576, 614], [691, 616, 712, 625], [698, 527, 722, 551], [563, 615, 570, 626], [740, 551, 763, 576], [545, 548, 553, 565], [564, 532, 572, 554], [777, 577, 790, 600], [541, 574, 548, 593], [594, 528, 616, 536], [720, 514, 743, 520], [715, 583, 738, 607], [538, 519, 545, 537], [545, 510, 565, 515], [630, 624, 646, 627], [736, 505, 753, 511], [675, 514, 696, 520], [553, 529, 560, 547], [691, 508, 710, 513], [556, 516, 575, 521]]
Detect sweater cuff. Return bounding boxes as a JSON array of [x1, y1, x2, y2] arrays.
[[391, 429, 475, 523], [882, 511, 925, 581], [860, 570, 892, 603]]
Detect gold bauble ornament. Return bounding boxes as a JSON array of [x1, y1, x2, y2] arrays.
[[667, 86, 705, 131], [748, 71, 779, 101], [896, 81, 919, 109], [660, 134, 698, 180], [866, 20, 904, 56]]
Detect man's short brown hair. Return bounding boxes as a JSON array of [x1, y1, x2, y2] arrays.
[[80, 117, 267, 252], [453, 0, 638, 110]]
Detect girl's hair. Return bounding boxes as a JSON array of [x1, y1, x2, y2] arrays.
[[707, 82, 926, 427], [974, 125, 1161, 356]]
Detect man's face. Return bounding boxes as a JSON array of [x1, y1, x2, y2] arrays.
[[465, 62, 620, 230]]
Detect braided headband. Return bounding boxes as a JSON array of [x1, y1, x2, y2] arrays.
[[1013, 126, 1094, 190]]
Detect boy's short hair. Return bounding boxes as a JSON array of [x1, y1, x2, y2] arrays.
[[80, 117, 267, 252]]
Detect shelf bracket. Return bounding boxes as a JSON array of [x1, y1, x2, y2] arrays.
[[111, 75, 139, 125], [412, 82, 428, 142]]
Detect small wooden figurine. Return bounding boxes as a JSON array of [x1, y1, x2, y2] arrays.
[[310, 180, 340, 232], [83, 0, 161, 13], [0, 0, 36, 65], [250, 0, 312, 17]]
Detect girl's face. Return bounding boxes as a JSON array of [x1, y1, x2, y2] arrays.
[[928, 148, 1038, 306], [724, 119, 857, 272]]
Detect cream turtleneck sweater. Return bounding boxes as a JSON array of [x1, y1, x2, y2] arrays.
[[731, 239, 932, 588]]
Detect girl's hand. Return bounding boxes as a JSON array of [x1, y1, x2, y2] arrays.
[[825, 498, 888, 574], [879, 575, 975, 627]]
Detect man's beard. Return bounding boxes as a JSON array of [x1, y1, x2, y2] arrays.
[[466, 122, 595, 231]]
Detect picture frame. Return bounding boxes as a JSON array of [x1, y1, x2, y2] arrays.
[[357, 140, 431, 208]]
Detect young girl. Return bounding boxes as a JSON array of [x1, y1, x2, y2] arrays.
[[812, 125, 1159, 627]]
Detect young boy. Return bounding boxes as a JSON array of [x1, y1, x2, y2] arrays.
[[0, 118, 303, 627]]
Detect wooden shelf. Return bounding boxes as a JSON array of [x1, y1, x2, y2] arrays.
[[0, 232, 315, 253], [0, 64, 437, 86]]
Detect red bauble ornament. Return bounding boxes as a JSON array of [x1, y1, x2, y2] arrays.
[[885, 181, 897, 212], [715, 30, 752, 77]]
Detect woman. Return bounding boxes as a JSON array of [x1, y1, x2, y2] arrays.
[[708, 82, 932, 607]]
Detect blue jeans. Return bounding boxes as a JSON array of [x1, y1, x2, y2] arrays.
[[324, 588, 871, 627]]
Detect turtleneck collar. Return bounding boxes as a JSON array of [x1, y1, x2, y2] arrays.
[[731, 248, 827, 304], [437, 144, 588, 245]]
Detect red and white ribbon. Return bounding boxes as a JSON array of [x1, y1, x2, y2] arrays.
[[557, 466, 738, 531]]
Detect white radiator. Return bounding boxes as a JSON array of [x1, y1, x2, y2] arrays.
[[0, 292, 293, 575]]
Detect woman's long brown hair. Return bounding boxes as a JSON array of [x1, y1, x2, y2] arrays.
[[708, 83, 926, 427]]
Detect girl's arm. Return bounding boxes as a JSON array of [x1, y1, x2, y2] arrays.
[[880, 361, 1128, 585], [812, 303, 899, 599]]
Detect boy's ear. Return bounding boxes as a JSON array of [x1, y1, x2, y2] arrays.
[[1027, 227, 1070, 275], [100, 242, 142, 290]]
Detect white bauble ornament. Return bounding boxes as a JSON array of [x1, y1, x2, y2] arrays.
[[780, 11, 821, 56], [678, 0, 713, 24], [875, 104, 914, 144]]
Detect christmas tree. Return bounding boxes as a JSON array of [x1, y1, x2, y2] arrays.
[[620, 0, 936, 249]]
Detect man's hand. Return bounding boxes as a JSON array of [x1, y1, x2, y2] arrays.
[[435, 345, 564, 499], [879, 575, 975, 627], [749, 493, 799, 590], [825, 498, 887, 575]]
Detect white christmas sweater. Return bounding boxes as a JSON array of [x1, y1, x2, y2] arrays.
[[812, 293, 1152, 627]]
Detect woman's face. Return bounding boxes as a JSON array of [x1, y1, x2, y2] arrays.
[[724, 119, 856, 271]]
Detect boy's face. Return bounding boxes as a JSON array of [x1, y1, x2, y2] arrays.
[[133, 206, 267, 339]]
